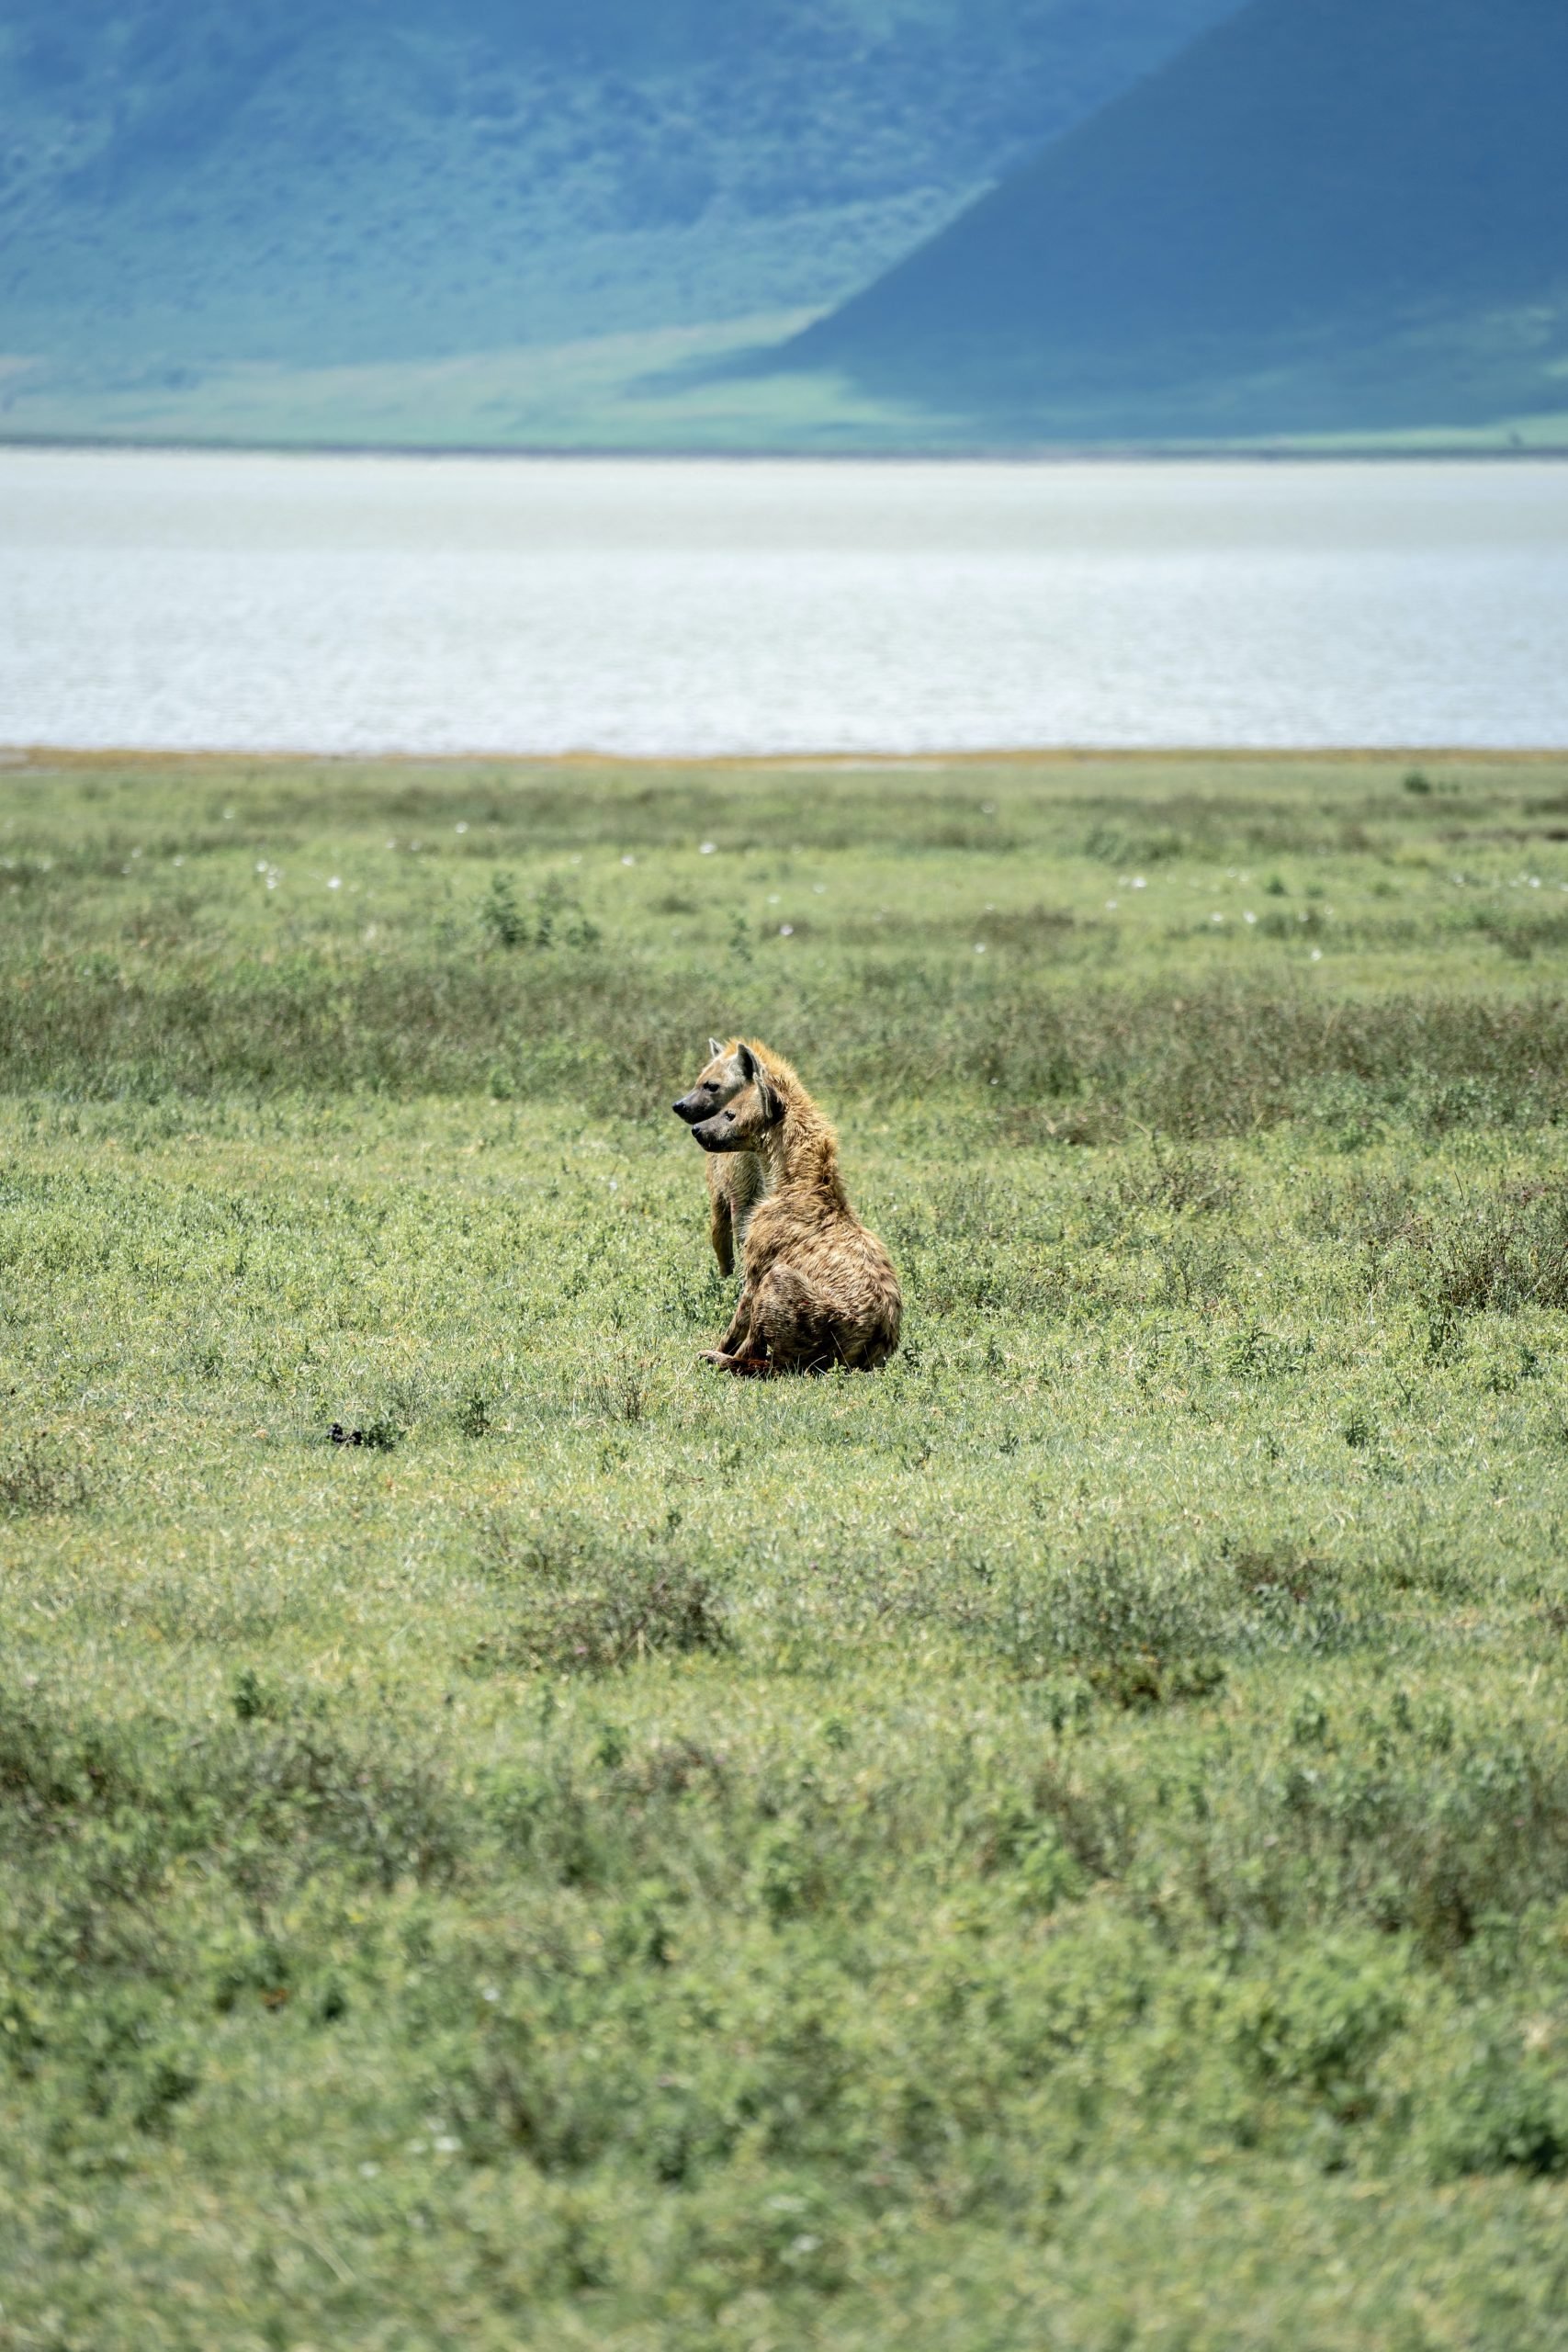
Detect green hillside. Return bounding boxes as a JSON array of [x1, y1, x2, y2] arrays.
[[784, 0, 1568, 441], [0, 0, 1233, 399]]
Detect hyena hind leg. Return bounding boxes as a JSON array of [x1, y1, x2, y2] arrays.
[[750, 1264, 840, 1374]]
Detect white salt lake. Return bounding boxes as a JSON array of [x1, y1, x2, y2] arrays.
[[1, 447, 1565, 753]]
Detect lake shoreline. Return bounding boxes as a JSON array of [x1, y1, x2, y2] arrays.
[[5, 431, 1568, 465], [7, 744, 1568, 769]]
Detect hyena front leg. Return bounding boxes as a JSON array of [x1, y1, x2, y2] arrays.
[[710, 1193, 735, 1276], [706, 1159, 736, 1275]]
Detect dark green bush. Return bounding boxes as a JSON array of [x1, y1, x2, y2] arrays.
[[1164, 1714, 1568, 1957], [6, 941, 1568, 1138], [0, 1431, 94, 1516], [469, 1515, 733, 1673], [955, 1544, 1230, 1709]]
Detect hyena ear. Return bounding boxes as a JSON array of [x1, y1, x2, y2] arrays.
[[736, 1041, 759, 1083], [708, 1037, 725, 1060], [757, 1077, 782, 1125]]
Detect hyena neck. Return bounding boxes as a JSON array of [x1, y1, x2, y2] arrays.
[[760, 1100, 848, 1210]]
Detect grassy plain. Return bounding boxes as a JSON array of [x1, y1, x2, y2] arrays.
[[6, 335, 1568, 453], [6, 749, 1568, 2347], [0, 317, 942, 459]]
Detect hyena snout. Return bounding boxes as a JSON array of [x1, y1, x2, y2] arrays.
[[692, 1107, 743, 1153], [672, 1087, 716, 1125]]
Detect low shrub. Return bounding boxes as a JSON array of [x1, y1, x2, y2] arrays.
[[0, 1432, 95, 1516], [7, 943, 1568, 1138], [1414, 2022, 1568, 2180], [0, 1678, 462, 1894], [1416, 1184, 1568, 1317], [1228, 1933, 1412, 2120], [1159, 1709, 1568, 1958], [957, 1544, 1230, 1709], [470, 1514, 733, 1673]]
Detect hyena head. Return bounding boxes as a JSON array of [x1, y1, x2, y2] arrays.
[[691, 1041, 783, 1154], [672, 1037, 750, 1127]]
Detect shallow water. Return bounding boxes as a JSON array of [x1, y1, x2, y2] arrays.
[[1, 447, 1565, 752]]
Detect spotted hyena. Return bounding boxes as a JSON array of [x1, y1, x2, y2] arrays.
[[688, 1041, 901, 1375]]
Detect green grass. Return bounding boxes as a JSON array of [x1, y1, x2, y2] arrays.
[[6, 749, 1568, 2347], [0, 317, 953, 458]]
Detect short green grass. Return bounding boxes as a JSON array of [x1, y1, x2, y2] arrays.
[[0, 316, 947, 458], [6, 750, 1568, 2348]]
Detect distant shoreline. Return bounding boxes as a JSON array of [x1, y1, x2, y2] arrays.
[[6, 746, 1567, 770], [3, 433, 1566, 465]]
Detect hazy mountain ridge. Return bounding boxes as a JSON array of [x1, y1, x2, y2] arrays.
[[0, 0, 1238, 371], [786, 0, 1568, 438]]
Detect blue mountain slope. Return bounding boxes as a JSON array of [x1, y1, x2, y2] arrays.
[[0, 0, 1237, 369], [785, 0, 1568, 436]]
